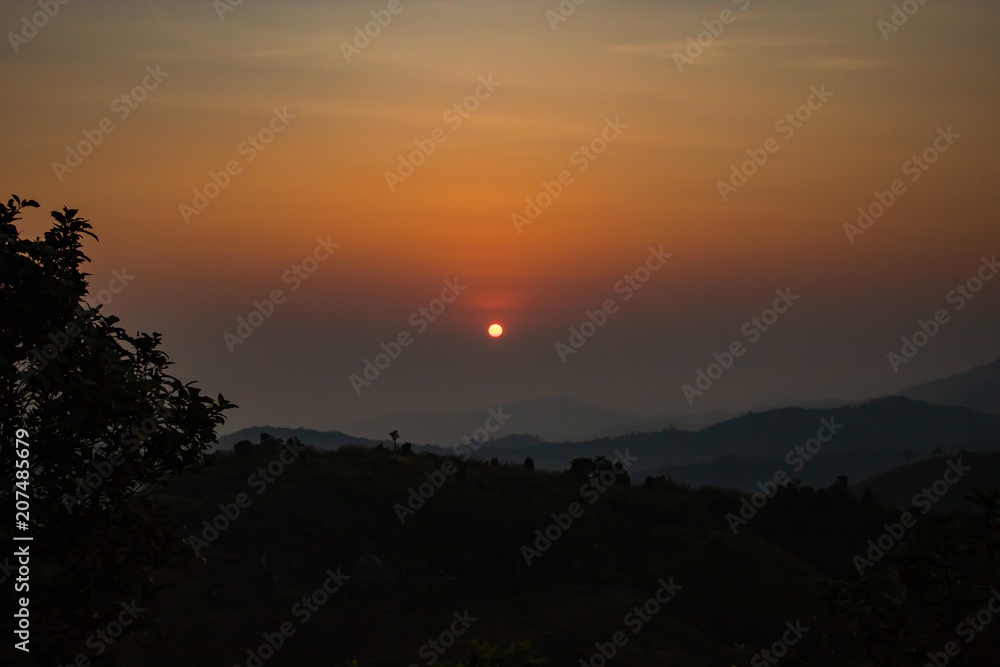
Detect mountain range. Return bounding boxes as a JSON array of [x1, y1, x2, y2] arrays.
[[897, 357, 1000, 415], [217, 357, 1000, 492]]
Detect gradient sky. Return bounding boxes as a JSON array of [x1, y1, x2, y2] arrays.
[[3, 0, 998, 434]]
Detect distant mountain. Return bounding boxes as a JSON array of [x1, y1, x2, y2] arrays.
[[641, 444, 1000, 493], [216, 426, 387, 451], [335, 397, 633, 445], [325, 397, 881, 447], [584, 409, 733, 439], [749, 397, 859, 412], [474, 397, 1000, 481], [218, 398, 1000, 493], [853, 448, 1000, 511], [690, 396, 998, 460], [335, 396, 733, 445], [898, 357, 1000, 415]]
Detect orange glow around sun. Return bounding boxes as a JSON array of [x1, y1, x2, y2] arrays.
[[488, 323, 503, 338]]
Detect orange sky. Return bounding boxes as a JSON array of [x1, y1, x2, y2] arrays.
[[3, 0, 999, 431]]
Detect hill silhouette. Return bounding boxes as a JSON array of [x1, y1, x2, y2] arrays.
[[331, 397, 732, 444], [109, 444, 855, 665], [853, 449, 1000, 511], [897, 356, 1000, 415], [88, 437, 1000, 666], [218, 398, 1000, 493]]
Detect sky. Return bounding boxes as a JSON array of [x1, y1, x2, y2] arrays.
[[2, 0, 999, 435]]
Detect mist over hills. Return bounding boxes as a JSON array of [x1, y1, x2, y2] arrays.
[[898, 356, 1000, 415], [217, 358, 1000, 493], [473, 398, 1000, 484], [219, 357, 997, 452], [220, 397, 1000, 492], [333, 397, 731, 444]]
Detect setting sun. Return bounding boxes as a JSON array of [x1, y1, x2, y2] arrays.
[[488, 323, 503, 338]]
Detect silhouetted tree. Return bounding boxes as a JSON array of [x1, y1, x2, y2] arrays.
[[524, 456, 535, 471], [389, 430, 400, 448], [0, 196, 233, 661], [568, 457, 592, 478], [259, 431, 282, 450], [234, 439, 255, 457]]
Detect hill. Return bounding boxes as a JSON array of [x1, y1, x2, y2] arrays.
[[479, 397, 1000, 485], [219, 398, 1000, 492], [853, 448, 1000, 511], [84, 439, 1000, 667], [217, 427, 402, 451], [332, 397, 731, 445], [108, 444, 869, 665], [898, 356, 1000, 414]]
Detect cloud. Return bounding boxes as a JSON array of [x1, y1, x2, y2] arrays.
[[605, 41, 885, 71], [791, 57, 887, 71]]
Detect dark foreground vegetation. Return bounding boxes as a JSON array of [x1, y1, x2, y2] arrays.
[[107, 439, 1000, 666]]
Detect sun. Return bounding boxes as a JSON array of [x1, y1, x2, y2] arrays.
[[488, 323, 503, 338]]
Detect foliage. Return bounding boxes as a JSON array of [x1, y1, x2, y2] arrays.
[[0, 196, 234, 661], [823, 488, 1000, 665], [233, 439, 255, 457], [567, 455, 629, 485]]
